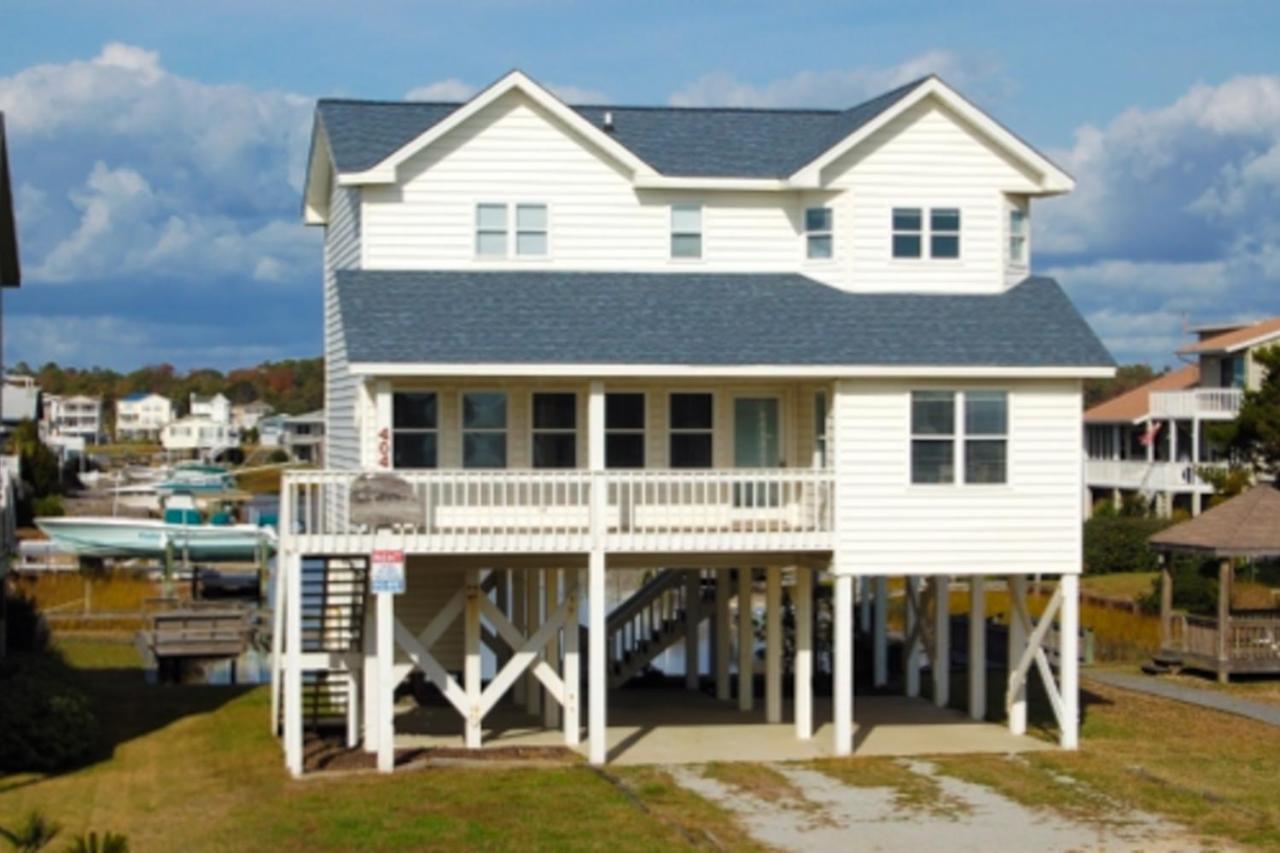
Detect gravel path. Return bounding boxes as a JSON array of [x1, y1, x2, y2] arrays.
[[1087, 670, 1280, 727], [669, 759, 1218, 851]]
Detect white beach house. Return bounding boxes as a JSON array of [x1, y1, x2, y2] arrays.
[[274, 71, 1113, 774], [116, 391, 174, 441]]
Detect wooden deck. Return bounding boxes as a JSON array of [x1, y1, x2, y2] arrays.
[[1162, 612, 1280, 679]]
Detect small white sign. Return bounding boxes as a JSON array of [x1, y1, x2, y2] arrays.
[[370, 548, 405, 595]]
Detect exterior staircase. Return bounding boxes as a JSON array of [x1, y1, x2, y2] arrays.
[[607, 569, 716, 688]]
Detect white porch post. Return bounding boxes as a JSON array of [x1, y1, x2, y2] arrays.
[[362, 585, 378, 753], [544, 568, 561, 729], [968, 576, 986, 721], [932, 576, 950, 708], [376, 587, 395, 772], [1059, 573, 1080, 749], [685, 570, 700, 690], [1192, 418, 1203, 516], [464, 569, 482, 748], [904, 576, 921, 698], [794, 566, 813, 740], [737, 568, 754, 712], [524, 569, 541, 718], [715, 569, 731, 701], [765, 566, 782, 724], [283, 552, 304, 775], [587, 380, 608, 765], [512, 570, 525, 706], [346, 672, 359, 749], [833, 571, 853, 756], [873, 576, 888, 687], [1007, 574, 1028, 736], [563, 569, 580, 745]]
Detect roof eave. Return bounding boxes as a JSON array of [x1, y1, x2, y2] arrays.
[[348, 361, 1115, 379]]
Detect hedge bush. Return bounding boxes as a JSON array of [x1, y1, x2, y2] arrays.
[[1083, 515, 1173, 575], [0, 654, 99, 772]]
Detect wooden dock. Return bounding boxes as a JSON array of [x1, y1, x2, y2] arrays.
[[150, 607, 251, 658]]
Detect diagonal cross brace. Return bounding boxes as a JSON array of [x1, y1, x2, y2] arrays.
[[392, 588, 468, 715], [478, 594, 572, 718], [1005, 584, 1066, 725]]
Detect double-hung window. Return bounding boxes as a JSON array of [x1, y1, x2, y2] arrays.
[[1009, 208, 1027, 265], [461, 392, 507, 468], [605, 393, 645, 469], [892, 208, 923, 258], [805, 207, 833, 259], [910, 390, 1008, 484], [930, 208, 961, 258], [531, 392, 577, 468], [392, 391, 438, 469], [516, 204, 548, 256], [892, 207, 961, 259], [671, 204, 702, 259], [669, 393, 713, 468], [476, 204, 508, 257]]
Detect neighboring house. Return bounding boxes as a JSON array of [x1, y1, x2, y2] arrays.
[[0, 111, 19, 658], [0, 374, 38, 439], [281, 409, 324, 463], [115, 391, 174, 441], [41, 393, 104, 444], [189, 392, 231, 424], [160, 415, 234, 456], [274, 71, 1113, 776], [1084, 316, 1279, 516], [257, 413, 286, 447], [232, 400, 274, 434]]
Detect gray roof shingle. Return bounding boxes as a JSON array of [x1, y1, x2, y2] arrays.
[[335, 271, 1113, 369], [315, 77, 926, 178]]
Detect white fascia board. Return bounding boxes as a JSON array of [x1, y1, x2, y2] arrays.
[[339, 70, 658, 186], [790, 78, 1075, 194], [301, 121, 334, 225], [633, 174, 795, 192], [1224, 329, 1280, 354], [349, 362, 1115, 379]]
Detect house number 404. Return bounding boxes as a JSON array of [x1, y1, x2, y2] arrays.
[[377, 427, 391, 468]]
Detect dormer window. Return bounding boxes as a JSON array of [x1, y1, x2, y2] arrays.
[[1009, 209, 1027, 265], [476, 203, 548, 257], [805, 207, 833, 259], [930, 209, 961, 258], [476, 204, 508, 257], [892, 207, 961, 259], [671, 204, 702, 259], [892, 208, 923, 258], [516, 204, 548, 256]]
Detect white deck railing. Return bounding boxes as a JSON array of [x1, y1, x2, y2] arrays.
[[1148, 388, 1242, 419], [1084, 459, 1222, 492], [283, 468, 835, 555]]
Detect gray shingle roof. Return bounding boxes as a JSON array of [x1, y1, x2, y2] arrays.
[[335, 271, 1113, 369], [315, 77, 925, 178]]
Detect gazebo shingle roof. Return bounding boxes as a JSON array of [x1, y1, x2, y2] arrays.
[[1148, 485, 1280, 558]]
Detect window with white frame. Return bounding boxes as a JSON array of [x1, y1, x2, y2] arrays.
[[669, 392, 713, 468], [671, 204, 702, 259], [516, 204, 548, 256], [461, 391, 507, 468], [805, 207, 833, 259], [605, 393, 645, 469], [531, 392, 576, 468], [892, 207, 962, 259], [1009, 208, 1028, 265], [475, 204, 508, 257], [392, 391, 438, 469], [910, 390, 1007, 484], [814, 391, 829, 467], [930, 208, 961, 258], [892, 207, 922, 258]]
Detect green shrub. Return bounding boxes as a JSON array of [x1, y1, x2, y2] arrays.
[[3, 587, 48, 653], [1138, 557, 1221, 616], [267, 448, 289, 464], [0, 654, 99, 772], [32, 494, 64, 518], [1083, 516, 1173, 574]]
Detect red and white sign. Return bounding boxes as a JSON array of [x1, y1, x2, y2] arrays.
[[370, 548, 405, 595]]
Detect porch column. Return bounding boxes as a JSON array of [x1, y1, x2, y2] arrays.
[[833, 571, 853, 756], [563, 568, 580, 746], [495, 570, 510, 678], [376, 584, 395, 772], [1217, 558, 1232, 684], [1007, 574, 1028, 736], [511, 570, 525, 706], [1192, 418, 1203, 515], [932, 576, 950, 708], [361, 583, 378, 753], [715, 569, 731, 701], [794, 566, 813, 740], [765, 566, 782, 723], [544, 568, 561, 729], [283, 553, 304, 775], [685, 570, 701, 690], [737, 568, 754, 712], [524, 570, 541, 717], [873, 576, 888, 687], [968, 576, 986, 721], [587, 380, 608, 765], [1059, 573, 1080, 749], [464, 569, 482, 749], [904, 576, 921, 698], [1159, 564, 1172, 651]]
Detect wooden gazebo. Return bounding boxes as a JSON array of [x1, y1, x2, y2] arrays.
[[1149, 484, 1280, 682]]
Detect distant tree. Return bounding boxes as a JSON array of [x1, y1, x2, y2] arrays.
[[1084, 363, 1162, 409], [1215, 344, 1280, 473]]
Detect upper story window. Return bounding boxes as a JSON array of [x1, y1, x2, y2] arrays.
[[892, 207, 961, 259], [669, 392, 713, 468], [532, 392, 577, 468], [516, 204, 548, 256], [476, 204, 508, 257], [1009, 209, 1028, 265], [910, 390, 1007, 485], [814, 391, 829, 467], [605, 393, 646, 469], [805, 208, 833, 260], [393, 391, 438, 469], [671, 204, 702, 259], [462, 391, 507, 468]]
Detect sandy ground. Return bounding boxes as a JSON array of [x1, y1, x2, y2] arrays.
[[669, 759, 1225, 852]]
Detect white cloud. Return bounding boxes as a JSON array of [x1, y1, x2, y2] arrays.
[[667, 51, 1010, 108], [404, 77, 608, 104]]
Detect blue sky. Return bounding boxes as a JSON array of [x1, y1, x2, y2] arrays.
[[3, 0, 1280, 370]]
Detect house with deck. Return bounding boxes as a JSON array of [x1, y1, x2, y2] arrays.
[[273, 71, 1113, 774], [1084, 317, 1278, 516]]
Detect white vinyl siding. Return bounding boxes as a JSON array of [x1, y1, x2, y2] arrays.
[[833, 378, 1082, 575], [324, 183, 361, 477]]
